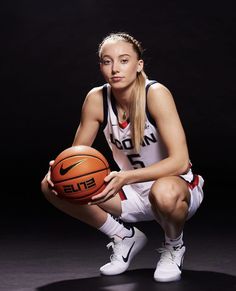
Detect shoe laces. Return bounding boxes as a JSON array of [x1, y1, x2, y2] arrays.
[[157, 245, 181, 265], [106, 237, 123, 262]]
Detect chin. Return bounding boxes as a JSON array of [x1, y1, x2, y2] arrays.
[[109, 82, 125, 89], [110, 80, 134, 91]]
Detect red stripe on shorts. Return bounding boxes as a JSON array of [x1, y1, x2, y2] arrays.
[[118, 189, 127, 200], [188, 174, 199, 190]]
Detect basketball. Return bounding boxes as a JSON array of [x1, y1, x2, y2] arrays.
[[50, 145, 110, 204]]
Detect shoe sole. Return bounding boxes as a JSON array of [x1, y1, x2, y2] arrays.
[[154, 274, 181, 282]]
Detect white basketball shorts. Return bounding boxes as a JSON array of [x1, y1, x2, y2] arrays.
[[118, 171, 204, 223]]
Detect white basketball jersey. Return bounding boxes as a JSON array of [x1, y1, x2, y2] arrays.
[[101, 80, 168, 195]]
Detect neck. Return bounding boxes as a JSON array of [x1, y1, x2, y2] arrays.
[[111, 82, 135, 122], [111, 80, 135, 105]]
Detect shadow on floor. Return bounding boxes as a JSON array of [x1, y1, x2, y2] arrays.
[[37, 269, 236, 291]]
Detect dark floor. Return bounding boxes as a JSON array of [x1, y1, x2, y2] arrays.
[[1, 207, 236, 291]]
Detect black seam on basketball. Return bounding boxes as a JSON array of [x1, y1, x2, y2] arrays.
[[53, 167, 110, 184]]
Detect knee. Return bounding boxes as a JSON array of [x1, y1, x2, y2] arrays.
[[149, 178, 181, 215]]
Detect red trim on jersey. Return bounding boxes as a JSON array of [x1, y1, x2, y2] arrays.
[[118, 189, 127, 200], [119, 120, 129, 129], [188, 174, 200, 190]]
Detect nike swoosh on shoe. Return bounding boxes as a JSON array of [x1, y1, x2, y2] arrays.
[[122, 242, 135, 263]]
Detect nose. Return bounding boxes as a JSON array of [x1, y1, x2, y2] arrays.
[[112, 61, 120, 74]]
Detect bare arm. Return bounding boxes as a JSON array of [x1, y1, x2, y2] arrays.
[[72, 86, 104, 146], [122, 82, 190, 183], [41, 86, 104, 193]]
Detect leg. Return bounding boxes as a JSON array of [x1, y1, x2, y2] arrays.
[[99, 188, 148, 275], [149, 176, 190, 282], [43, 189, 116, 228], [149, 176, 190, 239], [41, 176, 122, 228], [41, 181, 147, 276]]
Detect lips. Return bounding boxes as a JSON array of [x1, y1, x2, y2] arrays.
[[111, 77, 123, 82]]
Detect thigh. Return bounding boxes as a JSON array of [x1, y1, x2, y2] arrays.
[[119, 185, 155, 222], [101, 184, 155, 222], [99, 185, 152, 221]]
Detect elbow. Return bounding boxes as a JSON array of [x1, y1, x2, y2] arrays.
[[178, 158, 190, 175], [171, 152, 190, 175]]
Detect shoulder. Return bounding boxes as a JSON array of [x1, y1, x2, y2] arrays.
[[146, 82, 178, 119], [82, 85, 106, 110], [147, 81, 172, 98], [85, 85, 104, 102], [147, 81, 175, 106], [81, 86, 105, 122]]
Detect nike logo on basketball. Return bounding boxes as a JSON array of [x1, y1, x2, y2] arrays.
[[122, 242, 135, 263], [59, 159, 86, 175]]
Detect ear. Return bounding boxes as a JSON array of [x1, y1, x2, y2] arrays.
[[137, 59, 144, 73]]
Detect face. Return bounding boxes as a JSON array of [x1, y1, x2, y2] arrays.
[[99, 40, 143, 90]]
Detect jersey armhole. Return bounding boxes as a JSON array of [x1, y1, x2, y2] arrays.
[[145, 80, 158, 127], [100, 84, 108, 130]]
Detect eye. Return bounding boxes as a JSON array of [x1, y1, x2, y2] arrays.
[[121, 58, 128, 64], [101, 59, 111, 65]]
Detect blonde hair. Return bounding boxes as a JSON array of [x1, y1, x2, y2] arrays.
[[98, 32, 148, 152]]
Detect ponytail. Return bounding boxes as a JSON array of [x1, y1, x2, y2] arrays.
[[130, 71, 147, 152]]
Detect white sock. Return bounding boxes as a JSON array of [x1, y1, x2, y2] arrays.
[[98, 213, 132, 238], [165, 232, 183, 248]]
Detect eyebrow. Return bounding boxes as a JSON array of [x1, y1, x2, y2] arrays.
[[101, 53, 131, 59]]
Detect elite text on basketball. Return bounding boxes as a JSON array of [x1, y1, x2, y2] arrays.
[[62, 177, 96, 194]]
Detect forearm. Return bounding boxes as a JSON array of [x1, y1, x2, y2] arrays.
[[123, 156, 190, 185]]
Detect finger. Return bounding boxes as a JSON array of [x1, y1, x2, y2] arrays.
[[46, 172, 54, 188], [49, 160, 55, 166], [46, 176, 54, 187], [88, 193, 114, 205], [51, 189, 58, 196], [91, 185, 112, 200], [104, 171, 118, 182], [90, 188, 114, 202], [91, 191, 107, 200]]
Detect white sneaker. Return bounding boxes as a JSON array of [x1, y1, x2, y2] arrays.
[[154, 244, 186, 282], [100, 227, 148, 276]]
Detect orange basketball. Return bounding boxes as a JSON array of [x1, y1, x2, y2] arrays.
[[51, 145, 110, 204]]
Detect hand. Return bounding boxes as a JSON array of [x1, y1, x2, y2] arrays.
[[41, 160, 58, 196], [88, 171, 126, 205]]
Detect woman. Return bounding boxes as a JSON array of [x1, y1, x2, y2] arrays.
[[41, 32, 204, 282]]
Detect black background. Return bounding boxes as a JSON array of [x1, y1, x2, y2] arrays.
[[1, 0, 235, 229]]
